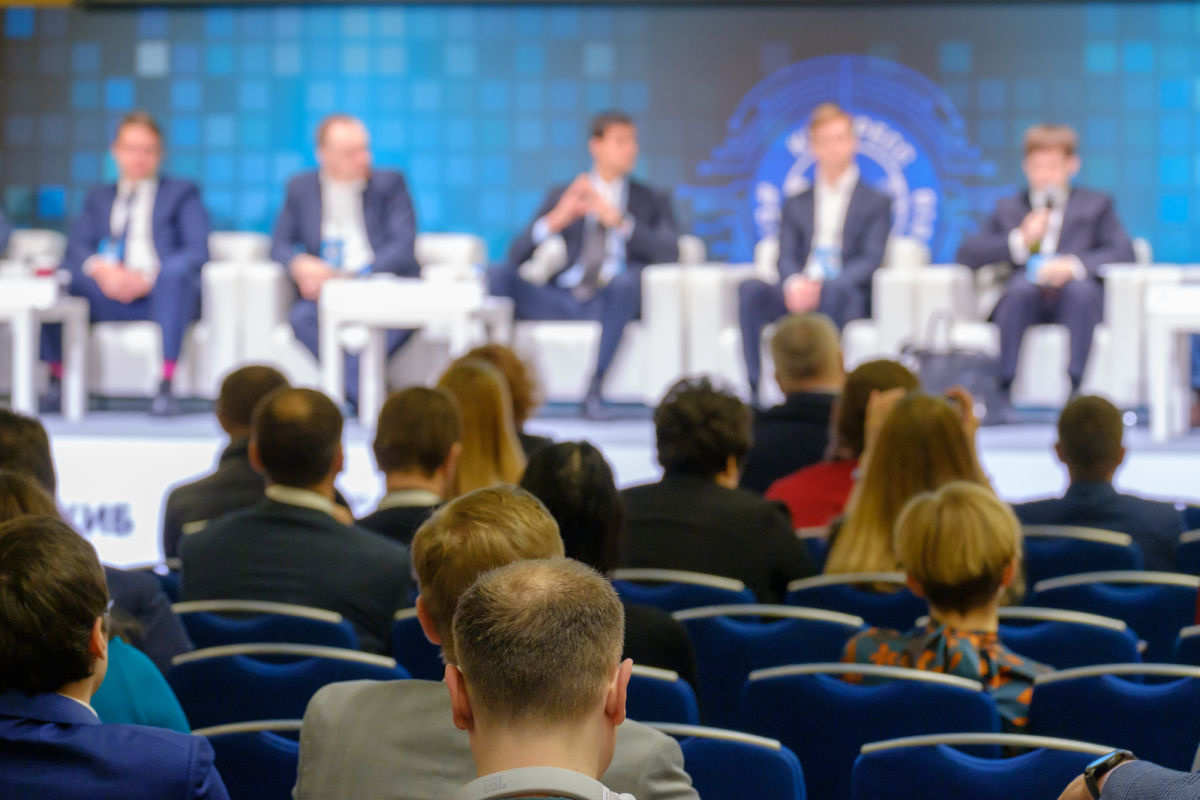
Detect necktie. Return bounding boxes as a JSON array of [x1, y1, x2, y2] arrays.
[[111, 188, 137, 245], [573, 217, 608, 302]]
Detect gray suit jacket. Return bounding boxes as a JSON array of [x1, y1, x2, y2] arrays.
[[293, 679, 697, 800], [1102, 760, 1200, 799]]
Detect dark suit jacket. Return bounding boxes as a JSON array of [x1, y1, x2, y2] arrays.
[[620, 473, 816, 603], [270, 170, 419, 276], [740, 391, 837, 493], [180, 498, 414, 654], [358, 503, 438, 549], [1013, 480, 1183, 572], [0, 690, 229, 800], [955, 187, 1135, 278], [778, 180, 892, 289], [505, 179, 679, 283], [0, 209, 11, 253], [63, 176, 211, 285], [624, 600, 699, 689], [162, 438, 267, 560], [105, 566, 193, 674]]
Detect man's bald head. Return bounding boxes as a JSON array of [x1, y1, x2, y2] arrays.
[[317, 114, 371, 183], [251, 388, 343, 488]]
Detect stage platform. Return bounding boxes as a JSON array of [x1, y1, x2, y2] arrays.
[[42, 407, 1200, 569]]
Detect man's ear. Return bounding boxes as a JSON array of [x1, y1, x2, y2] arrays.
[[1000, 559, 1018, 589], [89, 616, 108, 662], [415, 596, 443, 647], [1053, 441, 1066, 466], [441, 442, 463, 488], [905, 574, 926, 599], [331, 444, 345, 477], [445, 665, 475, 732], [604, 658, 634, 728], [248, 438, 265, 475]]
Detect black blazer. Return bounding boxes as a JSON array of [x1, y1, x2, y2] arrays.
[[358, 504, 438, 549], [161, 438, 266, 561], [778, 180, 892, 287], [180, 498, 414, 654], [623, 600, 699, 690], [740, 392, 837, 494], [104, 566, 193, 674], [505, 179, 680, 282], [620, 473, 816, 604]]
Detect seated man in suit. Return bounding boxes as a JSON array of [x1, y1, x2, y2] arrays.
[[358, 386, 460, 547], [181, 387, 413, 654], [0, 408, 190, 673], [271, 114, 419, 408], [162, 365, 289, 559], [294, 485, 697, 800], [956, 124, 1135, 402], [740, 312, 844, 493], [739, 102, 892, 404], [620, 378, 815, 603], [41, 111, 211, 417], [449, 559, 635, 800], [494, 111, 680, 419], [0, 208, 11, 253], [0, 515, 229, 799], [1014, 395, 1183, 571]]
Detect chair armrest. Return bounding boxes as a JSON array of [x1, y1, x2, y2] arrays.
[[641, 264, 687, 402], [909, 264, 978, 345], [675, 235, 707, 265], [682, 263, 760, 376], [241, 262, 297, 361]]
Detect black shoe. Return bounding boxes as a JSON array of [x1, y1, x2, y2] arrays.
[[150, 381, 181, 417], [581, 389, 610, 421], [38, 378, 62, 415]]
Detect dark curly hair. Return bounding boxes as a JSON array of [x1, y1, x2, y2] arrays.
[[654, 378, 751, 478]]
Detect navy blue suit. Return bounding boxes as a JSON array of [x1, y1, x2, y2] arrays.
[[738, 181, 892, 394], [956, 188, 1135, 387], [0, 209, 11, 253], [105, 566, 193, 674], [271, 170, 419, 404], [1013, 480, 1183, 572], [41, 176, 211, 365], [0, 690, 229, 800], [493, 179, 679, 388]]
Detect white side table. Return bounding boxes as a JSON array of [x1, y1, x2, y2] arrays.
[[1145, 281, 1200, 441], [0, 274, 89, 421], [319, 276, 513, 426]]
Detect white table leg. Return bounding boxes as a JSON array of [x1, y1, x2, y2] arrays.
[[1148, 318, 1174, 442], [1170, 330, 1192, 439], [9, 309, 36, 416], [61, 299, 88, 422], [319, 300, 345, 406], [359, 327, 385, 428]]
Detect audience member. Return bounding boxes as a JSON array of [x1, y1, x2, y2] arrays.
[[449, 559, 635, 800], [740, 312, 845, 493], [465, 343, 553, 457], [621, 378, 815, 602], [294, 485, 697, 800], [271, 113, 420, 407], [41, 110, 211, 416], [0, 515, 228, 799], [161, 365, 290, 559], [521, 441, 698, 687], [842, 482, 1049, 731], [824, 389, 988, 575], [181, 387, 413, 654], [1015, 395, 1182, 571], [767, 359, 919, 528], [1057, 755, 1196, 800], [0, 208, 10, 253], [0, 409, 191, 673], [436, 358, 526, 497], [359, 386, 461, 547]]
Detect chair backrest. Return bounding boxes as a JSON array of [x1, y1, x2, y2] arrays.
[[1176, 528, 1200, 575], [207, 231, 272, 262], [172, 600, 360, 650], [168, 644, 409, 729], [391, 608, 446, 681], [1030, 663, 1200, 770], [1028, 571, 1200, 662], [648, 724, 806, 800], [626, 665, 700, 725], [743, 663, 999, 800], [415, 232, 487, 274], [1022, 526, 1143, 586], [196, 720, 301, 800], [994, 607, 1141, 670], [881, 236, 931, 272], [852, 733, 1111, 800], [674, 605, 865, 729], [6, 229, 67, 263], [796, 528, 829, 572], [1174, 624, 1200, 666], [784, 573, 926, 631], [611, 569, 757, 613]]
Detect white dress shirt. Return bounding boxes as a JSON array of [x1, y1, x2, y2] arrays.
[[89, 177, 159, 280], [803, 164, 859, 281], [265, 484, 337, 518], [375, 488, 441, 511], [532, 173, 633, 291], [1007, 185, 1085, 281], [319, 174, 374, 275]]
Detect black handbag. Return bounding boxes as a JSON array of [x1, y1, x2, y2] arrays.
[[900, 314, 1007, 424]]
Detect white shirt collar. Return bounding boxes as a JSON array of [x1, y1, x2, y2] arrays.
[[1030, 184, 1070, 209], [454, 767, 634, 800], [816, 163, 859, 196], [319, 172, 367, 194], [56, 693, 99, 719], [264, 485, 337, 517], [376, 488, 442, 512], [116, 176, 158, 196]]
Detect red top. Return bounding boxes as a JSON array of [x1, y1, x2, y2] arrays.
[[765, 459, 858, 529]]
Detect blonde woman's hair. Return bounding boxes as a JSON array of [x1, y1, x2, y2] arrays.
[[824, 393, 988, 575], [894, 482, 1022, 615], [436, 357, 526, 498]]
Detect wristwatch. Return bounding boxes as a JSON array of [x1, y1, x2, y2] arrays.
[[1084, 750, 1136, 799]]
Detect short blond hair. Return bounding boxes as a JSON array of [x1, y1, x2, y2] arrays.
[[411, 485, 563, 663], [809, 102, 853, 135], [894, 482, 1021, 615], [453, 558, 624, 726], [1023, 124, 1078, 157], [771, 313, 842, 384]]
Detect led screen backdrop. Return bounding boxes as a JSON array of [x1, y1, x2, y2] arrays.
[[1, 3, 1197, 262]]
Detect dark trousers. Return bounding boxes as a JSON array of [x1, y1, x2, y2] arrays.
[[489, 267, 642, 390], [40, 268, 199, 366], [290, 299, 413, 405], [991, 276, 1103, 387], [737, 275, 867, 394]]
